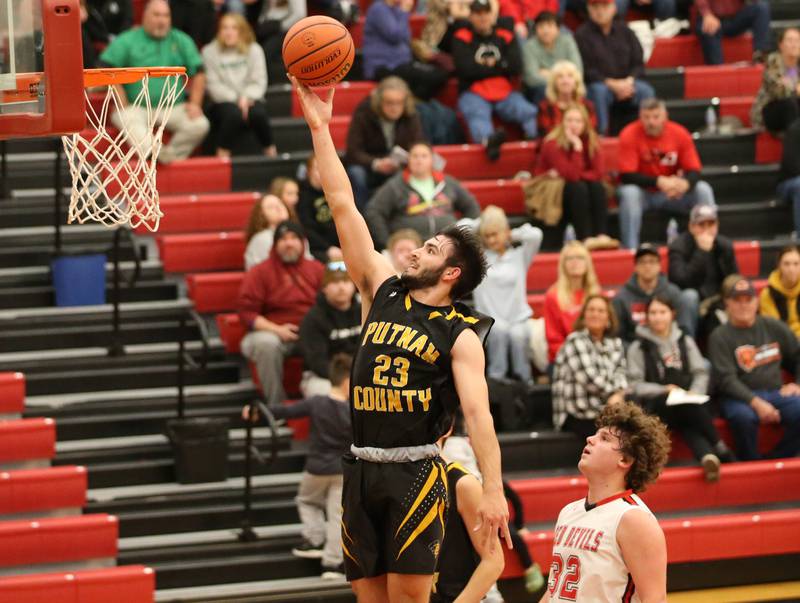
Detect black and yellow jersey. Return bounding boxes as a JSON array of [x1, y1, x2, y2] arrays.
[[350, 276, 492, 448]]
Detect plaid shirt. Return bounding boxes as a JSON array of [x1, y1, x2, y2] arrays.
[[552, 329, 628, 429]]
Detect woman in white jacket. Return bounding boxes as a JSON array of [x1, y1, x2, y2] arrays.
[[202, 14, 276, 158]]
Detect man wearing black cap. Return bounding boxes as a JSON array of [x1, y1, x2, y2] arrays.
[[452, 0, 539, 160], [708, 278, 800, 461], [238, 221, 325, 407], [612, 242, 694, 341], [668, 203, 738, 336]]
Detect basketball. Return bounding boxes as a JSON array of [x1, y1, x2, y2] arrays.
[[282, 16, 354, 87]]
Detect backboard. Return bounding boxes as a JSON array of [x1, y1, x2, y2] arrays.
[[0, 0, 86, 139]]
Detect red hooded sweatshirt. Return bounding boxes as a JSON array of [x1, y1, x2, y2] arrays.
[[237, 248, 324, 329]]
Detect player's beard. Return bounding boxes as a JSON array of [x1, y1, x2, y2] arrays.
[[400, 264, 446, 291]]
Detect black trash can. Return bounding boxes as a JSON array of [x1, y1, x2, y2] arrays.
[[166, 417, 230, 484]]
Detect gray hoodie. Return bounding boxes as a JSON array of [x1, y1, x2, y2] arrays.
[[626, 323, 709, 398], [201, 42, 267, 104]]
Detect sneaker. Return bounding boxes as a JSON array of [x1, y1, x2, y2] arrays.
[[321, 562, 346, 580], [291, 539, 324, 559], [484, 130, 506, 161], [525, 562, 545, 593], [701, 453, 721, 483]]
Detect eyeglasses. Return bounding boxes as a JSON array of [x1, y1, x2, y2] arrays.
[[327, 261, 347, 272], [564, 255, 586, 261]]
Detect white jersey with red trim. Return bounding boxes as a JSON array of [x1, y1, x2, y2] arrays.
[[546, 490, 652, 603]]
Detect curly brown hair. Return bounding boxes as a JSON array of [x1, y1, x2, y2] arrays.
[[596, 402, 671, 493]]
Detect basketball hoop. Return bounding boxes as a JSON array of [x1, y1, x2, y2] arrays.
[[60, 67, 189, 232]]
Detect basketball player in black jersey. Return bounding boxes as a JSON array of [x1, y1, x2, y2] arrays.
[[291, 77, 512, 603]]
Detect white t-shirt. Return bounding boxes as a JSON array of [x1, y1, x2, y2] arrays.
[[547, 490, 653, 603]]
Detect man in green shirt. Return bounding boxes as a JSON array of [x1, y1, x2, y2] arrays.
[[99, 0, 209, 163]]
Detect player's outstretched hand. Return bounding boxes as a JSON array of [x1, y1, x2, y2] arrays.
[[289, 75, 334, 131], [474, 488, 513, 552]]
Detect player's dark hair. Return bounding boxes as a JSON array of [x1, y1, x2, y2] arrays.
[[596, 402, 671, 492], [438, 224, 488, 300], [329, 353, 353, 387]]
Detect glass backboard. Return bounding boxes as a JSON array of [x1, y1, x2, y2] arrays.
[[1, 0, 44, 115]]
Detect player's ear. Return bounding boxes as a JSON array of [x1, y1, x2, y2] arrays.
[[618, 454, 633, 471], [443, 265, 461, 283]]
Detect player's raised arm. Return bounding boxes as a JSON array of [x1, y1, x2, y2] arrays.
[[291, 77, 395, 304], [451, 328, 512, 552]]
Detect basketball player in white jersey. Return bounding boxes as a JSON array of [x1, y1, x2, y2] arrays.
[[540, 402, 671, 603]]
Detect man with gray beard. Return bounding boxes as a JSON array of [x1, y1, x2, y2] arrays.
[[238, 221, 325, 407]]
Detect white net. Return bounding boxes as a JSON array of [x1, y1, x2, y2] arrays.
[[61, 71, 188, 232]]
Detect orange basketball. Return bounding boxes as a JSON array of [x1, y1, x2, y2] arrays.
[[282, 16, 355, 87]]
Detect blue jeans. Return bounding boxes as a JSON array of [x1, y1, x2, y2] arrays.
[[617, 180, 716, 249], [777, 175, 800, 237], [615, 0, 676, 20], [586, 80, 655, 135], [345, 164, 381, 211], [678, 287, 700, 338], [486, 320, 532, 382], [721, 390, 800, 461], [695, 0, 771, 65], [458, 91, 538, 144]]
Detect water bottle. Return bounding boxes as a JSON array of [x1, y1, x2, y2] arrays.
[[705, 105, 718, 134], [564, 224, 576, 244], [666, 218, 679, 244]]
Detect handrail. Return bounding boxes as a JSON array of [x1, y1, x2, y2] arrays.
[[107, 227, 141, 356], [176, 310, 211, 418], [239, 401, 280, 542]]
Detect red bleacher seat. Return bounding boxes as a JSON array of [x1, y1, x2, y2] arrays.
[[671, 419, 782, 461], [0, 418, 55, 464], [291, 81, 375, 117], [719, 96, 755, 127], [646, 34, 752, 68], [463, 179, 526, 215], [156, 157, 232, 195], [0, 514, 117, 569], [187, 272, 245, 313], [0, 372, 25, 416], [217, 313, 246, 355], [157, 232, 244, 273], [437, 142, 537, 180], [755, 132, 783, 164], [141, 193, 260, 235], [330, 116, 351, 150], [0, 565, 154, 603], [683, 64, 763, 100], [0, 466, 87, 517]]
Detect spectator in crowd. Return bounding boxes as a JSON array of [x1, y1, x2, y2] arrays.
[[298, 264, 361, 397], [544, 240, 601, 364], [244, 194, 292, 269], [99, 0, 210, 164], [465, 206, 543, 383], [627, 295, 735, 481], [252, 0, 306, 83], [88, 0, 132, 37], [365, 142, 481, 249], [617, 98, 716, 250], [385, 228, 423, 272], [708, 277, 800, 461], [751, 28, 800, 133], [413, 0, 474, 69], [344, 76, 424, 209], [169, 0, 218, 48], [498, 0, 558, 40], [249, 353, 353, 579], [695, 0, 770, 66], [615, 0, 675, 21], [452, 0, 538, 160], [522, 13, 582, 105], [760, 245, 800, 338], [362, 0, 448, 100], [270, 176, 300, 216], [668, 203, 738, 336], [535, 104, 613, 247], [614, 242, 695, 341], [779, 120, 800, 238], [552, 294, 627, 439], [536, 61, 596, 136], [297, 154, 343, 262], [574, 0, 654, 135], [202, 14, 276, 158], [238, 221, 324, 407]]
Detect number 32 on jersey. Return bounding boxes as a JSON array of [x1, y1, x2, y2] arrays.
[[548, 553, 580, 601]]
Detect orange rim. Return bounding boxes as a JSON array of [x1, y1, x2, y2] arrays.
[[1, 67, 188, 103]]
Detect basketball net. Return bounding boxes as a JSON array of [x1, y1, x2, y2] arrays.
[[61, 70, 188, 232]]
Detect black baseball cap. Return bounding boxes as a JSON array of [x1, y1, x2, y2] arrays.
[[273, 220, 305, 242], [634, 242, 660, 261], [725, 277, 756, 299]]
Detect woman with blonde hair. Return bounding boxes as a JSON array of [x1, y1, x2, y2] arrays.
[[202, 13, 276, 158], [535, 104, 615, 249], [243, 194, 291, 269], [270, 176, 300, 215], [537, 60, 597, 136], [467, 205, 543, 382], [543, 241, 601, 365]]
